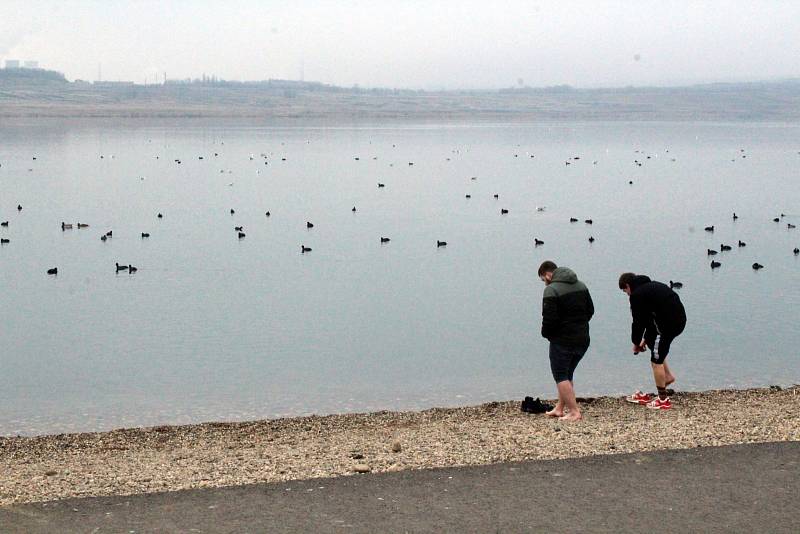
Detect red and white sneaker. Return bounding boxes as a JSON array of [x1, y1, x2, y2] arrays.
[[646, 397, 672, 410], [626, 391, 651, 405]]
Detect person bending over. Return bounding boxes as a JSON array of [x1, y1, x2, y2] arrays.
[[619, 272, 687, 410]]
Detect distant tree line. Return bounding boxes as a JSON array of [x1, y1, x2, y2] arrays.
[[0, 68, 67, 84]]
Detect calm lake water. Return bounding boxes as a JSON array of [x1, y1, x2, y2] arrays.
[[1, 119, 799, 436]]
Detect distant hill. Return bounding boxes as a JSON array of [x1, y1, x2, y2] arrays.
[[0, 67, 67, 85], [1, 71, 799, 121]]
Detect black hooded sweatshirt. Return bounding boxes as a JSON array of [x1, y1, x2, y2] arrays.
[[627, 275, 686, 346]]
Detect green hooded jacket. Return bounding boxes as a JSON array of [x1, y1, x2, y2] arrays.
[[541, 267, 594, 347]]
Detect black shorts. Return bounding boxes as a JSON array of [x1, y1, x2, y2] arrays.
[[650, 333, 676, 364], [549, 342, 588, 383]]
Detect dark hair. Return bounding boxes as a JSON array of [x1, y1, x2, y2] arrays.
[[618, 272, 636, 290], [538, 260, 558, 277]]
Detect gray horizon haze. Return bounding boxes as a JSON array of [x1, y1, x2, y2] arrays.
[[1, 1, 799, 90]]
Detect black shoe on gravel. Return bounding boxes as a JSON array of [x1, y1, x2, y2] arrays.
[[521, 397, 554, 414]]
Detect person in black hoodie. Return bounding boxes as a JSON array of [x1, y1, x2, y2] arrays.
[[618, 272, 686, 410], [539, 260, 594, 421]]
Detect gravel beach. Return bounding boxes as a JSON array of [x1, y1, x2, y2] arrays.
[[1, 386, 798, 506]]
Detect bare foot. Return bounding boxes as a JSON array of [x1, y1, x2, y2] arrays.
[[559, 412, 582, 422], [545, 408, 563, 417]]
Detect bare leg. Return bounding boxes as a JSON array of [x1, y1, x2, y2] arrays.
[[651, 362, 667, 390], [547, 380, 565, 417], [556, 380, 581, 421], [664, 362, 676, 386]]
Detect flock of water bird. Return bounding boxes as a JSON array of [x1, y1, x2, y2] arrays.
[[700, 212, 799, 273], [1, 144, 798, 285]]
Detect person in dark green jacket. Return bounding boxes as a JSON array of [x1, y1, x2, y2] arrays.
[[538, 260, 594, 421]]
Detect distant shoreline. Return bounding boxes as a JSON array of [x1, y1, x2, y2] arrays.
[[1, 386, 797, 506], [2, 79, 800, 121]]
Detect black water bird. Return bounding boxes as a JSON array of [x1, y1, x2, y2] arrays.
[[629, 180, 633, 185], [534, 238, 544, 246], [61, 222, 73, 230], [306, 221, 314, 229], [234, 226, 243, 231], [17, 205, 22, 211], [733, 212, 738, 220], [794, 247, 799, 255], [710, 260, 721, 269], [773, 217, 780, 222], [47, 267, 57, 275], [230, 209, 235, 215], [100, 235, 107, 242], [157, 213, 163, 219], [720, 244, 732, 251], [465, 194, 471, 199], [77, 223, 89, 228], [238, 232, 246, 239], [669, 281, 683, 289], [106, 231, 112, 237], [789, 223, 796, 229], [707, 249, 718, 256], [0, 238, 8, 244], [570, 217, 578, 223], [704, 226, 714, 232], [738, 240, 746, 247], [500, 208, 509, 214], [752, 262, 764, 270], [115, 262, 128, 272], [0, 221, 7, 227], [352, 206, 357, 212], [301, 245, 312, 253], [128, 265, 138, 273], [378, 183, 385, 188], [588, 236, 595, 243], [265, 211, 271, 217], [585, 219, 593, 224], [380, 237, 390, 243], [141, 233, 150, 238], [437, 240, 447, 247]]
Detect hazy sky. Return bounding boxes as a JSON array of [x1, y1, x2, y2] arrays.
[[1, 0, 799, 89]]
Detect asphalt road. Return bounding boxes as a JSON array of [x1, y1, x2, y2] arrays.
[[2, 441, 798, 533]]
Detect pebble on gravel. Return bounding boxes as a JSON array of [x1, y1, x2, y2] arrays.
[[1, 386, 798, 506]]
